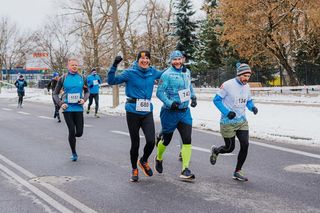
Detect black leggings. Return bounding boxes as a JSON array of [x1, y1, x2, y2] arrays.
[[87, 94, 99, 114], [126, 112, 155, 169], [52, 96, 60, 119], [63, 112, 84, 154], [216, 130, 249, 171], [162, 122, 192, 146], [18, 92, 24, 105]]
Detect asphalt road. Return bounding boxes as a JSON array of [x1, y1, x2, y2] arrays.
[[0, 98, 319, 213]]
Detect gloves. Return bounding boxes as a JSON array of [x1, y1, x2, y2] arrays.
[[182, 65, 187, 73], [190, 97, 197, 108], [252, 107, 258, 115], [227, 111, 236, 119], [113, 56, 123, 67], [170, 101, 180, 110]]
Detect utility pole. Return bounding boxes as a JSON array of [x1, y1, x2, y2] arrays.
[[111, 0, 119, 107]]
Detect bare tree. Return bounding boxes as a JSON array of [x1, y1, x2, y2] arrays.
[[64, 0, 113, 74], [31, 15, 77, 73], [0, 17, 30, 82], [142, 0, 175, 68]]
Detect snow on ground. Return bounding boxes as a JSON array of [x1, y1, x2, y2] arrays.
[[1, 86, 320, 147]]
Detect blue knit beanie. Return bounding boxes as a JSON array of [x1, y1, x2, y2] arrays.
[[169, 50, 184, 62], [236, 62, 251, 76]]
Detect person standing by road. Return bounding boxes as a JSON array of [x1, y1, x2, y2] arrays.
[[14, 75, 27, 108], [107, 51, 162, 182], [47, 72, 61, 122], [53, 59, 89, 161], [155, 50, 197, 181], [86, 68, 102, 118], [210, 62, 258, 181]]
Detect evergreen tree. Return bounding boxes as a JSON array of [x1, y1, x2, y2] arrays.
[[172, 0, 198, 61], [192, 0, 223, 87]]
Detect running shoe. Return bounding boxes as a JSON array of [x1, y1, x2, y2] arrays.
[[180, 168, 195, 180], [233, 170, 248, 181], [130, 169, 139, 182], [86, 109, 90, 114], [70, 153, 78, 161], [138, 158, 153, 177], [210, 145, 219, 165], [154, 155, 163, 174], [94, 113, 100, 118]]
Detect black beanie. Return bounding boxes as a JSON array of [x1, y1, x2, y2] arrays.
[[137, 51, 151, 61]]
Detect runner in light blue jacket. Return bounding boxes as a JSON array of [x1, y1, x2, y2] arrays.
[[155, 50, 197, 181], [107, 51, 162, 182], [210, 62, 258, 182], [86, 68, 102, 117]]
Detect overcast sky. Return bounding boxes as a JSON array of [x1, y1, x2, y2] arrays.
[[0, 0, 204, 31]]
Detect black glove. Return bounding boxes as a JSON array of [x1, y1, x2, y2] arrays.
[[170, 101, 180, 110], [227, 111, 236, 119], [190, 97, 197, 108], [113, 56, 123, 67], [252, 107, 258, 115], [182, 65, 187, 73]]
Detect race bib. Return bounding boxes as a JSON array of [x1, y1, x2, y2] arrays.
[[234, 97, 247, 108], [93, 80, 99, 85], [67, 93, 80, 103], [136, 99, 151, 112], [178, 89, 191, 102]]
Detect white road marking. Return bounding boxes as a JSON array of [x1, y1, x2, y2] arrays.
[[38, 116, 54, 120], [0, 154, 98, 213], [84, 124, 93, 127], [250, 140, 320, 159], [1, 108, 12, 111], [195, 129, 320, 159], [18, 111, 30, 115], [0, 162, 73, 213], [111, 130, 144, 138]]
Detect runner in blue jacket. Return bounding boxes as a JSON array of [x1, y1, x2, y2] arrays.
[[210, 62, 258, 181], [53, 59, 89, 161], [14, 75, 27, 108], [86, 68, 102, 117], [155, 50, 197, 181], [107, 51, 162, 182]]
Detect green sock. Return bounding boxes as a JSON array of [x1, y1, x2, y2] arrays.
[[157, 140, 166, 160], [181, 144, 192, 170]]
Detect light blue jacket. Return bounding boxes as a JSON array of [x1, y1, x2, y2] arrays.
[[107, 62, 162, 115], [87, 74, 102, 94], [213, 77, 255, 124], [156, 66, 195, 109]]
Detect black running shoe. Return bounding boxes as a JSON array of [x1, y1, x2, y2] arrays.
[[154, 155, 163, 174], [138, 158, 153, 177], [130, 169, 139, 182], [233, 170, 248, 181], [210, 145, 218, 165], [70, 153, 78, 161], [180, 168, 195, 180]]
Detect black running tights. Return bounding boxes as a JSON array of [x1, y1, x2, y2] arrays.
[[162, 122, 192, 146], [126, 112, 155, 169], [217, 130, 249, 171], [87, 94, 99, 114], [63, 112, 84, 154]]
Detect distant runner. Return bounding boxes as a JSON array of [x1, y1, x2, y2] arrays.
[[47, 72, 61, 122], [14, 75, 27, 108]]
